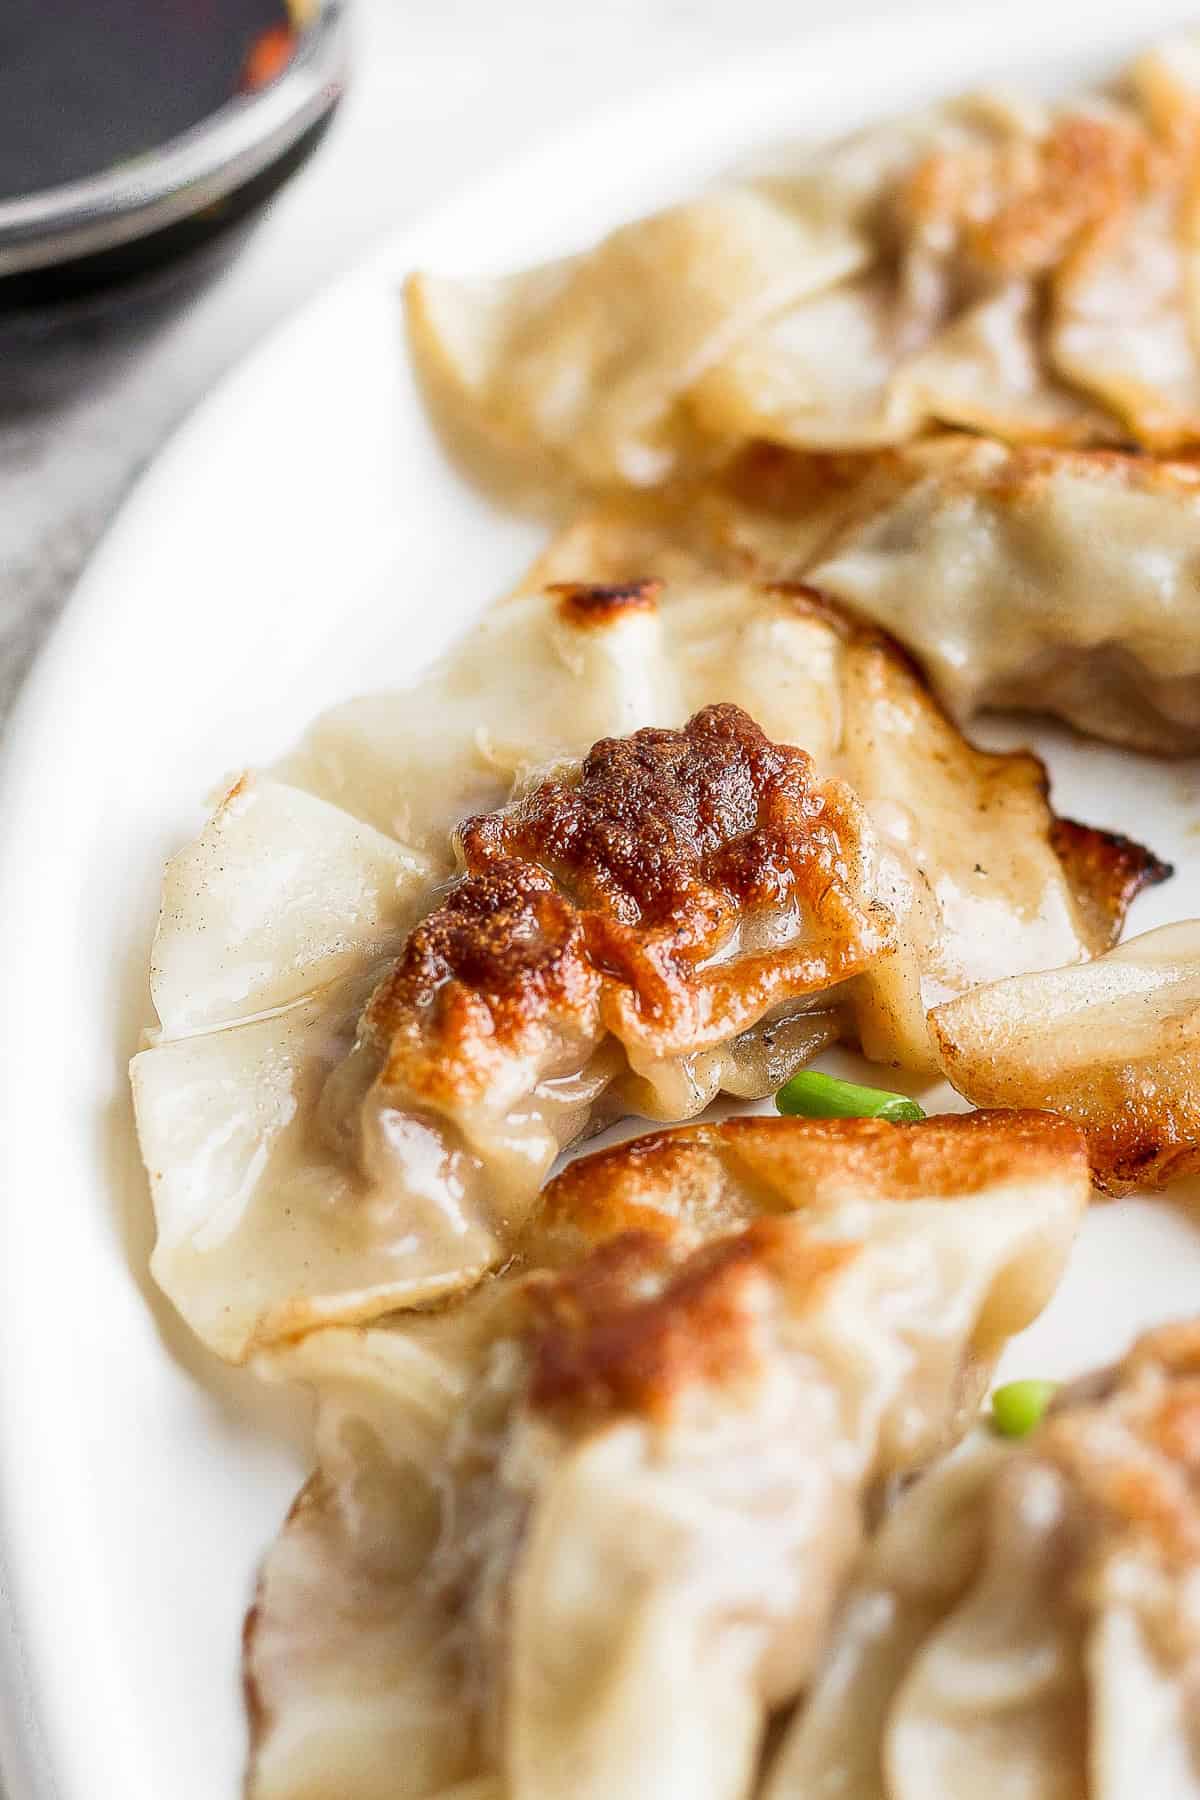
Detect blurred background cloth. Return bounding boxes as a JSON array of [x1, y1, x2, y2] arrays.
[[0, 0, 895, 728]]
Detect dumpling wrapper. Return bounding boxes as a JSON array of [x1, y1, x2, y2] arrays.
[[929, 920, 1200, 1195], [406, 184, 869, 493], [765, 1320, 1200, 1800], [147, 774, 434, 1035], [274, 580, 689, 866], [243, 1110, 1088, 1800], [784, 434, 1200, 755], [132, 776, 447, 1356], [136, 705, 898, 1360], [692, 98, 1164, 457]]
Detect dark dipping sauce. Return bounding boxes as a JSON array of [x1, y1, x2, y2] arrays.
[[0, 0, 297, 200]]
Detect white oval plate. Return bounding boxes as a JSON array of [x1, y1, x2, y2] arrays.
[[5, 2, 1200, 1794]]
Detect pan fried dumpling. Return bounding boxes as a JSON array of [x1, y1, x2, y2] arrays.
[[526, 520, 1166, 1042], [929, 921, 1200, 1195], [790, 434, 1200, 754], [244, 1112, 1088, 1800], [766, 1321, 1200, 1800], [408, 41, 1200, 485], [407, 184, 869, 492], [280, 518, 1165, 1039], [136, 706, 896, 1360], [693, 95, 1185, 456]]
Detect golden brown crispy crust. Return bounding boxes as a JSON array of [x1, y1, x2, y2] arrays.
[[1044, 1321, 1200, 1570], [366, 706, 891, 1104], [523, 1220, 854, 1425], [1073, 1103, 1200, 1199], [1049, 818, 1173, 947], [367, 859, 600, 1107], [548, 578, 663, 626], [530, 1111, 1089, 1265]]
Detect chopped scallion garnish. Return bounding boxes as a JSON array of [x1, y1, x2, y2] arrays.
[[774, 1070, 925, 1125], [990, 1379, 1057, 1439]]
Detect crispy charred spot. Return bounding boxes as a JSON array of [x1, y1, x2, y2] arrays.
[[465, 703, 847, 926], [524, 1221, 855, 1423], [1089, 1124, 1200, 1199], [548, 578, 663, 627], [364, 705, 888, 1104], [365, 859, 599, 1095], [1050, 818, 1171, 952]]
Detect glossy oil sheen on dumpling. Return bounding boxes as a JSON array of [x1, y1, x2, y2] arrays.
[[765, 1321, 1200, 1800], [407, 37, 1200, 486], [136, 706, 896, 1360], [929, 920, 1200, 1195], [243, 1111, 1088, 1800]]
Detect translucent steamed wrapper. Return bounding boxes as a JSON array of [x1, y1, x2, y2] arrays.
[[243, 1111, 1089, 1800], [136, 704, 899, 1362], [929, 921, 1200, 1196], [766, 1321, 1200, 1800], [794, 433, 1200, 755], [406, 184, 871, 493]]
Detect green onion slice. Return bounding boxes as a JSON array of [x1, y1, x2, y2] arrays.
[[990, 1379, 1058, 1439], [774, 1069, 926, 1125]]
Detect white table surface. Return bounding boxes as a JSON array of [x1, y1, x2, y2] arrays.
[[0, 0, 932, 727]]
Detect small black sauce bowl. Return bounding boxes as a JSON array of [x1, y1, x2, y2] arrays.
[[0, 0, 348, 314]]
